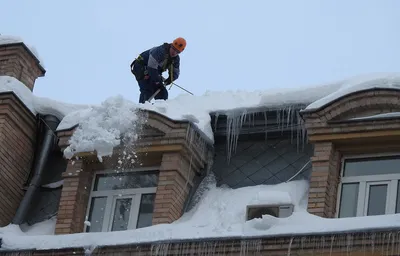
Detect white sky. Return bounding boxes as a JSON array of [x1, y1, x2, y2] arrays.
[[1, 0, 400, 105]]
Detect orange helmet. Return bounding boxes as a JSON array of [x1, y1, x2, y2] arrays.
[[172, 37, 186, 52]]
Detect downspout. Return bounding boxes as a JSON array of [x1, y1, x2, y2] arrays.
[[12, 114, 60, 225]]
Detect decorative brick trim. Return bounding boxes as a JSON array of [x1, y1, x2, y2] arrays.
[[55, 159, 92, 234], [307, 142, 341, 217], [302, 89, 400, 136]]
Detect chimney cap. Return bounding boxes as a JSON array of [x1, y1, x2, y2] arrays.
[[0, 35, 45, 74]]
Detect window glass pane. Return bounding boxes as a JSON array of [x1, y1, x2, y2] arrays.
[[343, 156, 400, 177], [111, 198, 132, 231], [137, 194, 156, 228], [338, 183, 359, 218], [367, 184, 387, 216], [87, 197, 107, 232], [396, 181, 400, 213], [93, 171, 158, 191]]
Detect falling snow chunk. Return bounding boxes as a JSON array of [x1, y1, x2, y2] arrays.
[[62, 95, 146, 161]]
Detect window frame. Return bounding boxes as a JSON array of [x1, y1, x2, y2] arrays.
[[84, 166, 160, 232], [336, 152, 400, 218]]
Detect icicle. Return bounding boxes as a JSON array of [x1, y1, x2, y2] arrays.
[[264, 111, 268, 141], [281, 107, 285, 133], [213, 113, 219, 133], [225, 110, 247, 163], [290, 107, 295, 144], [287, 237, 294, 256]]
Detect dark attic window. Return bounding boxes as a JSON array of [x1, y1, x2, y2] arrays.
[[246, 204, 294, 220]]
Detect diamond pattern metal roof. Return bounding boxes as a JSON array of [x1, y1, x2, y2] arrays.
[[212, 138, 313, 188]]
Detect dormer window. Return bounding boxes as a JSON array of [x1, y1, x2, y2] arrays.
[[85, 168, 159, 232], [337, 155, 400, 218]]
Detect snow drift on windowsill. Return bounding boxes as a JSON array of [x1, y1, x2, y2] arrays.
[[1, 177, 400, 251], [0, 35, 45, 68]]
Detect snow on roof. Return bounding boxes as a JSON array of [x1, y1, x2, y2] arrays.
[[4, 72, 400, 161], [1, 177, 400, 251], [0, 35, 45, 68], [0, 76, 89, 121], [305, 73, 400, 111], [58, 72, 400, 161]]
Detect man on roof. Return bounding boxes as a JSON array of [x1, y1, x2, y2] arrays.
[[130, 37, 186, 104]]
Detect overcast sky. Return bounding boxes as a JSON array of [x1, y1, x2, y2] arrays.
[[1, 0, 400, 105]]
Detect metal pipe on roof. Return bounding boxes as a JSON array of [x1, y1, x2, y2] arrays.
[[11, 114, 60, 225]]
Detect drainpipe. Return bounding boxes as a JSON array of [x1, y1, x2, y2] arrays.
[[12, 114, 60, 225]]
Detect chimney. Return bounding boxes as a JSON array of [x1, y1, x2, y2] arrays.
[[0, 35, 46, 91]]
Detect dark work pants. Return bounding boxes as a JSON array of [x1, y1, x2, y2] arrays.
[[138, 79, 168, 104]]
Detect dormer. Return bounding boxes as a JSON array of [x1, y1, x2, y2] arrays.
[[0, 35, 46, 91]]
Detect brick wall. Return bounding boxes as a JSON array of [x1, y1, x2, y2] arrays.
[[0, 42, 45, 90], [0, 39, 45, 226], [301, 88, 400, 218], [308, 142, 340, 217], [55, 158, 92, 234], [152, 153, 194, 224], [0, 93, 36, 227]]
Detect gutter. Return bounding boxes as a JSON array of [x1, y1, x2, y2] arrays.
[[11, 114, 60, 224]]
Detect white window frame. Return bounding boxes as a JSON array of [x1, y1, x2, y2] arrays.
[[336, 152, 400, 218], [84, 166, 159, 232]]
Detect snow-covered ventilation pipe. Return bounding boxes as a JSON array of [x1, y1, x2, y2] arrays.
[[12, 114, 60, 225]]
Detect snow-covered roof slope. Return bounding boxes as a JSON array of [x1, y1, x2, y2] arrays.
[[58, 72, 400, 138], [3, 73, 400, 161], [1, 177, 400, 251], [0, 35, 45, 68]]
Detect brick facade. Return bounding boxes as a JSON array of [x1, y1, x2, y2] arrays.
[[0, 40, 45, 227], [0, 42, 45, 90], [307, 142, 340, 217], [301, 88, 400, 217], [152, 153, 194, 224], [0, 93, 36, 226], [55, 159, 92, 234], [54, 111, 210, 234]]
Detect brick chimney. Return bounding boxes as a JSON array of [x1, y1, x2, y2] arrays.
[[0, 36, 46, 91]]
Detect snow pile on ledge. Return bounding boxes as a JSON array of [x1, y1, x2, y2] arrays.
[[0, 76, 89, 121], [0, 35, 44, 67], [1, 177, 400, 251]]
